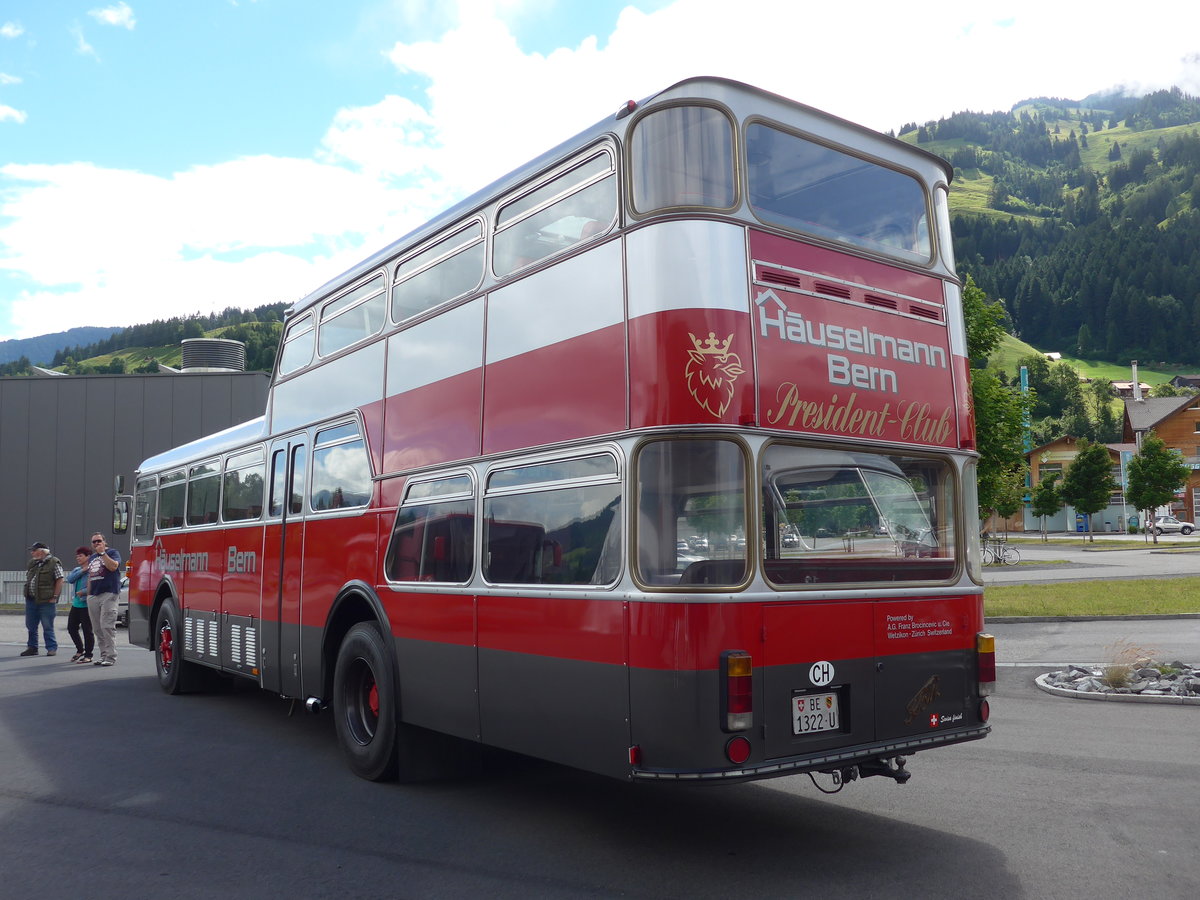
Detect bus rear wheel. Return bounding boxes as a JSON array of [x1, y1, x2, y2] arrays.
[[333, 622, 399, 782]]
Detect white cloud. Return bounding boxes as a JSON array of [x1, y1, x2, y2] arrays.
[[0, 72, 22, 85], [0, 22, 23, 39], [70, 23, 99, 60], [89, 2, 137, 30], [0, 104, 26, 124], [3, 0, 1200, 342], [0, 156, 425, 336]]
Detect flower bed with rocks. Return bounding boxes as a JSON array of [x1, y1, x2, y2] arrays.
[[1036, 660, 1200, 704]]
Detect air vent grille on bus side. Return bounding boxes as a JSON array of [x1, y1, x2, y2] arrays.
[[760, 269, 803, 288], [865, 294, 899, 310], [908, 304, 943, 321], [814, 282, 852, 299]]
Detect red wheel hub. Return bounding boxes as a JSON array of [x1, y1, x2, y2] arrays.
[[159, 625, 174, 667]]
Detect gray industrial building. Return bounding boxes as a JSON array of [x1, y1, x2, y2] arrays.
[[1, 370, 268, 581]]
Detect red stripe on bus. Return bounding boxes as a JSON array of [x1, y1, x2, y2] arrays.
[[381, 367, 484, 472], [482, 323, 626, 456]]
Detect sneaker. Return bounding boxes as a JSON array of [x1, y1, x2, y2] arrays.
[[19, 647, 38, 657], [46, 650, 56, 656], [99, 659, 115, 667]]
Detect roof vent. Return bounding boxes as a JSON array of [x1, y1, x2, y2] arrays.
[[181, 338, 246, 373]]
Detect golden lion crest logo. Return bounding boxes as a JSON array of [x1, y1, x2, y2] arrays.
[[685, 332, 744, 418]]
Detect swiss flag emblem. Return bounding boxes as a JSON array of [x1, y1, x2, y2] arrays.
[[929, 713, 940, 728]]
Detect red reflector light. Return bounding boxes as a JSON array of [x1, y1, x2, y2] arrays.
[[726, 736, 752, 765], [628, 745, 641, 766], [979, 699, 990, 723]]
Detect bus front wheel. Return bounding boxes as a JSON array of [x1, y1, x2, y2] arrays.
[[333, 622, 399, 782], [154, 599, 199, 695]]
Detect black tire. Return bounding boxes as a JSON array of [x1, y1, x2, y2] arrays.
[[1154, 526, 1164, 536], [333, 622, 398, 782], [154, 599, 199, 695], [1182, 526, 1194, 535]]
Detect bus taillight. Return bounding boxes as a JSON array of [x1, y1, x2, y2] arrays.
[[976, 632, 996, 696], [722, 650, 753, 731]]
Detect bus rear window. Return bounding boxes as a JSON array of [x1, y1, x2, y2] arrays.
[[762, 444, 956, 586], [635, 439, 748, 588], [746, 122, 931, 264], [630, 104, 736, 213]]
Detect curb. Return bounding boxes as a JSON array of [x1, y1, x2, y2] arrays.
[[1034, 673, 1200, 705]]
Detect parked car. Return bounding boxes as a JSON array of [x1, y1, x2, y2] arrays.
[[688, 535, 709, 552], [117, 576, 129, 627], [676, 539, 689, 553], [1152, 516, 1194, 535]]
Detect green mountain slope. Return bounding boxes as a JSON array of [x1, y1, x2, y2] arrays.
[[899, 87, 1200, 368]]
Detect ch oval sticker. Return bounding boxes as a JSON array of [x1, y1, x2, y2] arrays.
[[809, 660, 835, 686]]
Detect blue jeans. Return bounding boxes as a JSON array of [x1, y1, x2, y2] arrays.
[[25, 599, 58, 652]]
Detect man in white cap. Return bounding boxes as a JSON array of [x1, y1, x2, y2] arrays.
[[22, 542, 63, 657]]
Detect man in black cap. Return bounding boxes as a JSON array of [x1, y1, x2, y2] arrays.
[[22, 542, 63, 657]]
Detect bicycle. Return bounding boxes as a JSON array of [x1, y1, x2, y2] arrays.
[[983, 538, 1020, 565]]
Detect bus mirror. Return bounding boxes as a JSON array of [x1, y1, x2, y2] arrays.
[[114, 474, 125, 494], [112, 497, 130, 535]]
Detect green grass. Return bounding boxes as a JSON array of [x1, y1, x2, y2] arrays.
[[985, 577, 1200, 618], [1008, 536, 1194, 548], [986, 333, 1179, 386]]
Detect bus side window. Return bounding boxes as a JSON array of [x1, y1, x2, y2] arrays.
[[385, 474, 475, 584], [158, 470, 186, 530], [223, 448, 265, 523], [133, 476, 157, 540], [493, 150, 617, 277], [311, 423, 371, 511], [483, 467, 622, 587]]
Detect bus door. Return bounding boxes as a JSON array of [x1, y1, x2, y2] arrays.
[[260, 437, 306, 696]]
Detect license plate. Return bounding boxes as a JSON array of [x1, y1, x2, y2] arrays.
[[792, 691, 840, 735]]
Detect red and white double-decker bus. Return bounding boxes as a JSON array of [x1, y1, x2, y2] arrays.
[[118, 77, 993, 788]]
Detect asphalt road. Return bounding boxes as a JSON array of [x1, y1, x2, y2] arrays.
[[983, 532, 1200, 585], [1, 640, 1196, 898], [2, 547, 1197, 899]]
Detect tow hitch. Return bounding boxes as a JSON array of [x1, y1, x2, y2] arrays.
[[855, 755, 911, 784]]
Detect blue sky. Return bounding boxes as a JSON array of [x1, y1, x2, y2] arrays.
[[2, 0, 1199, 341]]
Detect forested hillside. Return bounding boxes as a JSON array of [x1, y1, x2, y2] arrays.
[[906, 87, 1200, 365], [0, 302, 287, 376]]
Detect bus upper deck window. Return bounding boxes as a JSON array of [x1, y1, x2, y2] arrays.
[[746, 122, 932, 265], [630, 104, 736, 214], [277, 314, 314, 377]]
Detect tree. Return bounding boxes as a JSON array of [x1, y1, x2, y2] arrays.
[[1059, 440, 1118, 542], [992, 469, 1026, 532], [1125, 432, 1190, 544], [1149, 382, 1194, 398], [1029, 472, 1063, 541], [963, 276, 1032, 519]]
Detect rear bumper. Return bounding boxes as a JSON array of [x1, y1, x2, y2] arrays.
[[630, 723, 990, 782]]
